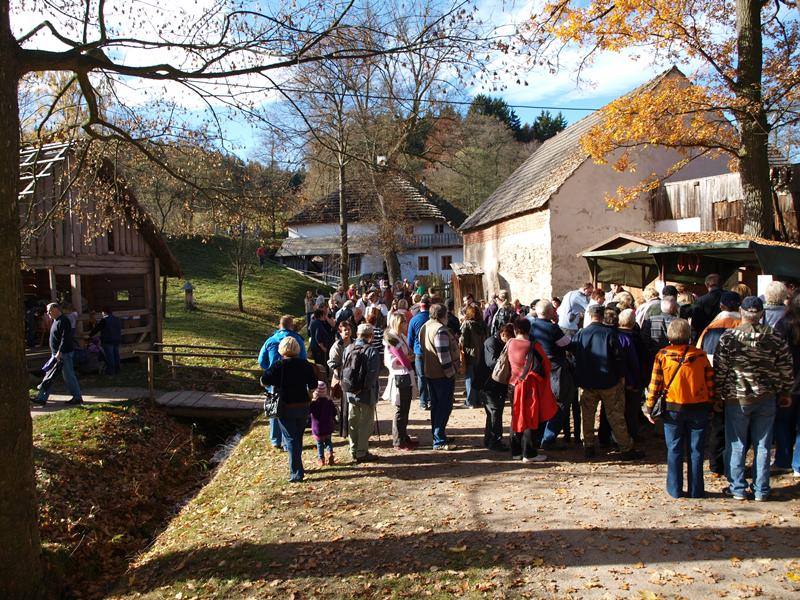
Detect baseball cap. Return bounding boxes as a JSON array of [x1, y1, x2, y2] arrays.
[[720, 291, 741, 310], [741, 296, 764, 313]]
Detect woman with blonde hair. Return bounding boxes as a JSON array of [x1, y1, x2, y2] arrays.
[[260, 336, 318, 482], [645, 318, 715, 498], [383, 312, 418, 450]]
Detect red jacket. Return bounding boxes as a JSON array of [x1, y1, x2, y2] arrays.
[[511, 341, 558, 433]]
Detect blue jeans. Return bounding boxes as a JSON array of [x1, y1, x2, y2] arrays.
[[726, 400, 777, 499], [415, 355, 429, 408], [315, 436, 333, 458], [102, 343, 120, 375], [270, 418, 284, 449], [427, 377, 455, 447], [277, 405, 309, 481], [37, 352, 82, 402], [464, 364, 479, 407], [663, 409, 709, 499], [773, 396, 799, 470]]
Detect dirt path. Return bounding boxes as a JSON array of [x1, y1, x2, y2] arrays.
[[112, 389, 800, 599]]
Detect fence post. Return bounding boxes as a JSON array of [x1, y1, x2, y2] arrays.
[[170, 344, 177, 379], [147, 353, 155, 402]]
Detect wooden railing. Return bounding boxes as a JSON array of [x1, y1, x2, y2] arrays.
[[135, 343, 259, 400]]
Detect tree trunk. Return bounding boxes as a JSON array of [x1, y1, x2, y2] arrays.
[[736, 0, 774, 238], [0, 2, 45, 596], [338, 161, 349, 285], [237, 274, 244, 312], [384, 247, 402, 284]]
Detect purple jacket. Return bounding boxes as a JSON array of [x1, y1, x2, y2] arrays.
[[309, 396, 336, 438]]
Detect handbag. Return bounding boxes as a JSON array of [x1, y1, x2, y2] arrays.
[[491, 346, 511, 385], [262, 359, 286, 419], [650, 346, 689, 419]]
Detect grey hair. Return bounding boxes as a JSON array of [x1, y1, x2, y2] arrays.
[[741, 310, 762, 323], [667, 318, 691, 343], [765, 281, 788, 305], [660, 297, 678, 315], [535, 299, 554, 318], [618, 308, 636, 329], [46, 302, 61, 312], [357, 323, 374, 339]]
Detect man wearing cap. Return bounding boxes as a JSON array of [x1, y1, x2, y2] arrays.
[[344, 323, 382, 462], [697, 291, 742, 477], [408, 297, 431, 410], [714, 297, 794, 501]]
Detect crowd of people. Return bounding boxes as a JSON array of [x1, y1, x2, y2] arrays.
[[258, 275, 800, 503]]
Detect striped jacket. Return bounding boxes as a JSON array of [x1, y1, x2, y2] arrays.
[[713, 323, 793, 405]]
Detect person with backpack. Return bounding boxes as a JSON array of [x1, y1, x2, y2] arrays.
[[342, 323, 381, 462], [408, 297, 431, 410], [491, 293, 516, 337], [506, 318, 557, 462], [420, 304, 460, 450]]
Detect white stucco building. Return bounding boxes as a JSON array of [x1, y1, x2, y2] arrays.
[[277, 177, 466, 283], [460, 67, 732, 301]]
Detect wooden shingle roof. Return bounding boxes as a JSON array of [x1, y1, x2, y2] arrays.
[[461, 67, 688, 232], [288, 175, 467, 229]]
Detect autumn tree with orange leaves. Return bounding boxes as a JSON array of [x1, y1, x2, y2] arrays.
[[526, 0, 800, 238]]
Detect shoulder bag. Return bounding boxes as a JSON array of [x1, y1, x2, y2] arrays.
[[263, 360, 285, 419], [650, 346, 689, 419], [491, 346, 511, 385]]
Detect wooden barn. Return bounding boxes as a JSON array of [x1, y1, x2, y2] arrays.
[[20, 142, 182, 359]]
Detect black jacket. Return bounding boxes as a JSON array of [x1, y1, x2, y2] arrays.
[[49, 315, 74, 354], [90, 314, 123, 344], [571, 323, 625, 390], [260, 357, 318, 406], [691, 288, 723, 339]]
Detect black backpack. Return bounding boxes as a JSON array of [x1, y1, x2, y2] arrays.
[[340, 344, 369, 396], [491, 306, 515, 336]]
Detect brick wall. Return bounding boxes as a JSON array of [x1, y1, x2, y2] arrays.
[[463, 209, 552, 301]]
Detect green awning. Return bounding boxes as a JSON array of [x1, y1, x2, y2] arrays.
[[580, 233, 800, 288]]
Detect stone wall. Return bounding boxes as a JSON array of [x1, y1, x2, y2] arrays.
[[463, 209, 552, 301]]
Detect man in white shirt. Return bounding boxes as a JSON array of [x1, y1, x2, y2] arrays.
[[557, 283, 593, 335]]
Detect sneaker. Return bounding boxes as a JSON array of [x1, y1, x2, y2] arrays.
[[317, 457, 326, 467], [30, 398, 47, 406], [433, 444, 456, 451], [583, 447, 596, 459], [794, 471, 800, 478], [754, 495, 769, 502], [540, 441, 567, 451], [511, 454, 522, 460], [326, 453, 335, 466], [522, 454, 548, 463], [65, 397, 83, 405], [722, 487, 747, 501], [619, 449, 645, 461]]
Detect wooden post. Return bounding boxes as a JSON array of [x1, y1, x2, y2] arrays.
[[169, 344, 176, 379], [70, 272, 82, 337], [147, 353, 155, 402], [48, 268, 57, 301], [153, 258, 163, 345]]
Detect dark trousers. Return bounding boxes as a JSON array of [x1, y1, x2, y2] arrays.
[[708, 406, 726, 475], [427, 376, 455, 448], [625, 388, 642, 440], [482, 386, 506, 448], [510, 428, 540, 459], [102, 342, 120, 375], [773, 397, 799, 469], [415, 355, 429, 408], [277, 405, 309, 481], [392, 377, 413, 447]]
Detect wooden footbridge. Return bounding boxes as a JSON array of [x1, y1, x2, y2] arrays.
[[137, 343, 264, 419]]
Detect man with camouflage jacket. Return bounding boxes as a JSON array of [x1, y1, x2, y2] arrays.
[[713, 296, 794, 501]]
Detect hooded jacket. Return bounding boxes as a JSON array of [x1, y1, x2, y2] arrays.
[[713, 323, 793, 405], [697, 311, 741, 359]]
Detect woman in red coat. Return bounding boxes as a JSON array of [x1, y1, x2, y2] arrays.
[[506, 318, 558, 463]]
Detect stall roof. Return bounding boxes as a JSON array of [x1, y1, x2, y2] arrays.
[[450, 261, 484, 276], [579, 231, 800, 287]]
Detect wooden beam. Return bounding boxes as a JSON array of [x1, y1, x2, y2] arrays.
[[153, 257, 162, 346], [48, 268, 57, 301], [70, 273, 83, 337]]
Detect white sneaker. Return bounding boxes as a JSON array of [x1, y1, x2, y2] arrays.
[[793, 471, 800, 478], [522, 454, 548, 463]]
